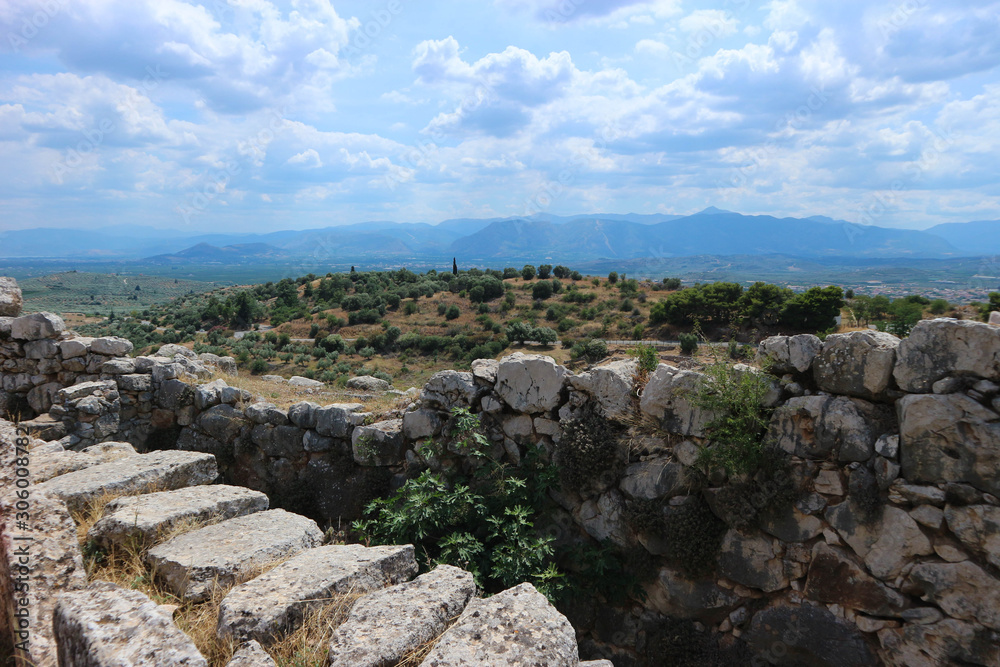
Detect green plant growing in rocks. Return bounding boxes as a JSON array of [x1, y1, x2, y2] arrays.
[[661, 495, 727, 579], [354, 410, 565, 601], [555, 408, 624, 495]]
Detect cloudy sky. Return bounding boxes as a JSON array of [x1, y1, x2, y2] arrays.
[[1, 0, 998, 233]]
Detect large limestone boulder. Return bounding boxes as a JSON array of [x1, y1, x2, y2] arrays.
[[639, 364, 713, 437], [879, 618, 1000, 667], [991, 311, 1000, 326], [90, 336, 134, 357], [420, 370, 479, 410], [644, 566, 739, 622], [53, 581, 207, 666], [226, 641, 275, 667], [0, 276, 22, 316], [288, 375, 324, 388], [944, 504, 1000, 570], [717, 529, 788, 593], [345, 375, 390, 391], [315, 403, 366, 438], [619, 458, 685, 500], [907, 561, 1000, 630], [420, 583, 579, 666], [10, 312, 64, 341], [32, 441, 137, 483], [756, 333, 822, 374], [825, 503, 933, 581], [568, 358, 637, 421], [898, 393, 1000, 495], [494, 353, 568, 414], [745, 605, 876, 667], [804, 543, 906, 616], [813, 330, 899, 400], [894, 318, 1000, 392], [352, 419, 405, 466], [767, 395, 895, 462], [327, 565, 475, 667], [157, 343, 197, 359]]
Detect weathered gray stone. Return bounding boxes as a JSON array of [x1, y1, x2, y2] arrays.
[[158, 343, 197, 359], [11, 312, 64, 341], [879, 618, 1000, 667], [639, 364, 713, 437], [302, 430, 335, 453], [814, 330, 899, 400], [894, 318, 1000, 392], [495, 353, 567, 414], [101, 357, 136, 374], [825, 503, 933, 581], [745, 605, 876, 667], [420, 370, 479, 410], [32, 441, 137, 483], [193, 379, 227, 410], [578, 489, 627, 547], [117, 373, 152, 392], [756, 334, 822, 374], [146, 509, 322, 602], [286, 401, 320, 429], [421, 583, 579, 666], [220, 385, 251, 405], [219, 544, 417, 643], [471, 358, 499, 384], [34, 450, 218, 514], [718, 529, 788, 593], [315, 403, 364, 438], [261, 375, 284, 384], [226, 640, 276, 667], [644, 566, 739, 622], [328, 564, 474, 667], [768, 395, 895, 461], [907, 561, 1000, 630], [158, 378, 195, 410], [199, 404, 247, 444], [898, 392, 1000, 495], [619, 458, 686, 500], [288, 375, 324, 388], [88, 485, 269, 550], [1, 490, 86, 667], [759, 504, 824, 542], [345, 375, 390, 391], [875, 433, 899, 459], [53, 581, 206, 666], [0, 276, 22, 317], [944, 504, 1000, 569], [569, 358, 638, 421], [24, 338, 59, 359], [251, 424, 305, 458], [352, 419, 405, 466], [402, 408, 444, 441], [27, 381, 63, 414], [90, 336, 134, 357], [59, 338, 93, 359], [804, 543, 906, 616]]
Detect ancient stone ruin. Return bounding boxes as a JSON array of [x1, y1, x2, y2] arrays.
[[2, 274, 1000, 665]]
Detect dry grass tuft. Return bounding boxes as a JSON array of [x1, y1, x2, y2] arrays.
[[265, 591, 362, 667]]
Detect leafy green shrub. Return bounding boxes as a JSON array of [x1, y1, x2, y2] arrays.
[[679, 333, 698, 355], [630, 343, 658, 373], [661, 496, 726, 578], [446, 305, 461, 320], [249, 358, 268, 375], [355, 409, 564, 600]]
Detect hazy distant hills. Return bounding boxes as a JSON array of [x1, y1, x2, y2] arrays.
[[2, 209, 995, 264]]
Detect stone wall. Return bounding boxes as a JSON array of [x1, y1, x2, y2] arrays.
[[3, 287, 1000, 665]]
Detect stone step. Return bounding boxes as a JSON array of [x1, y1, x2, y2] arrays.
[[327, 564, 475, 667], [34, 449, 218, 515], [53, 581, 207, 667], [419, 583, 580, 666], [226, 640, 276, 667], [87, 484, 270, 550], [146, 509, 323, 602], [218, 544, 417, 643], [33, 441, 137, 483]]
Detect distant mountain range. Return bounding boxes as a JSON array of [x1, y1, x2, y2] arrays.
[[3, 209, 999, 264]]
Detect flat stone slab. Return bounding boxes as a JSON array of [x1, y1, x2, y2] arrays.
[[146, 509, 322, 602], [88, 485, 270, 550], [420, 583, 579, 666], [218, 544, 417, 643], [32, 441, 137, 483], [226, 640, 276, 667], [53, 581, 207, 666], [34, 450, 218, 515], [328, 564, 475, 667]]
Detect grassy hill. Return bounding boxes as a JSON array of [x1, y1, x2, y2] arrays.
[[19, 271, 221, 314]]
